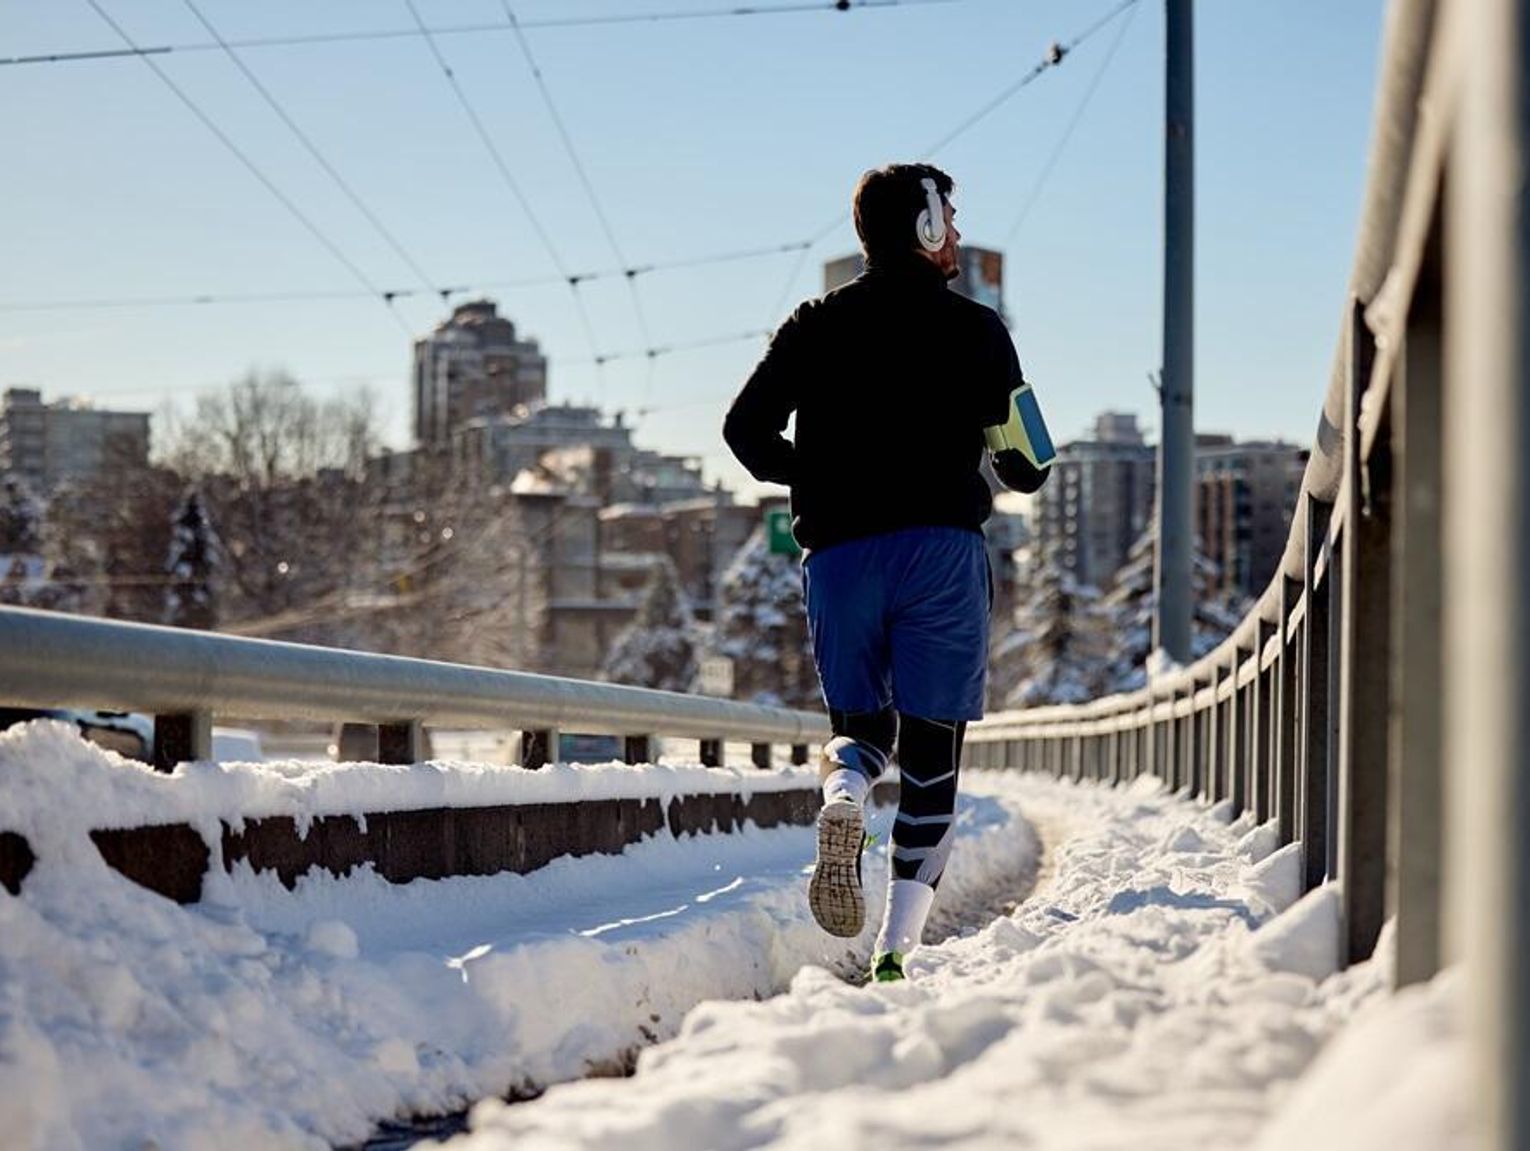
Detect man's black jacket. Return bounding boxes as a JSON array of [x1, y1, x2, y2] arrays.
[[723, 253, 1047, 553]]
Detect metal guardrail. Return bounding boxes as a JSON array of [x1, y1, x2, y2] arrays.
[[966, 0, 1439, 972], [966, 1, 1529, 1143], [0, 605, 831, 770]]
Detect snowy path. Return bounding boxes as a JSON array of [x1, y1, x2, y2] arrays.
[[357, 786, 1046, 1149], [0, 725, 1036, 1150], [417, 776, 1406, 1151], [0, 725, 1470, 1149]]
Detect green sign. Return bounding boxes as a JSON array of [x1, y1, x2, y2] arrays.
[[765, 507, 800, 557]]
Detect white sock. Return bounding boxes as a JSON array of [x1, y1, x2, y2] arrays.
[[822, 766, 871, 808], [876, 879, 935, 956]]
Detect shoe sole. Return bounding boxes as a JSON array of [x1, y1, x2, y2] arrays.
[[809, 802, 865, 938]]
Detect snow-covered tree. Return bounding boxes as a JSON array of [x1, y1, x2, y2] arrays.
[[1097, 527, 1249, 694], [164, 488, 222, 629], [604, 559, 698, 692], [0, 477, 43, 555], [710, 526, 819, 709], [0, 478, 47, 607], [990, 550, 1110, 708]]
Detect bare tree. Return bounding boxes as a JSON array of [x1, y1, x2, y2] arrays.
[[160, 370, 386, 630], [46, 438, 183, 621]]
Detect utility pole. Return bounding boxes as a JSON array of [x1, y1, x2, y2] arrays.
[[1154, 0, 1194, 663]]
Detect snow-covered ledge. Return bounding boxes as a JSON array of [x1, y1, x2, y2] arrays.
[[0, 722, 896, 903]]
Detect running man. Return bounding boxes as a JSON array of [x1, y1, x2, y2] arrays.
[[723, 163, 1051, 981]]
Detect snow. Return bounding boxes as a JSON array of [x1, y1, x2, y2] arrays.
[[0, 721, 1031, 1149], [437, 777, 1466, 1151], [0, 722, 1472, 1149], [0, 721, 819, 846]]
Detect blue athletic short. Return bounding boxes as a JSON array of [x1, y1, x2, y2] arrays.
[[802, 526, 991, 721]]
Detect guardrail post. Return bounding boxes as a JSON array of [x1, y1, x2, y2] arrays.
[[625, 735, 655, 765], [1229, 649, 1250, 816], [1338, 299, 1393, 967], [1210, 665, 1228, 803], [378, 720, 424, 765], [1253, 620, 1276, 823], [1276, 577, 1302, 845], [1303, 494, 1335, 891], [1183, 696, 1196, 795], [1181, 691, 1193, 789], [1390, 256, 1443, 989], [1178, 695, 1193, 795], [153, 711, 212, 772], [1188, 683, 1205, 798], [699, 738, 723, 767], [1158, 700, 1172, 791], [750, 742, 772, 769], [1448, 19, 1530, 1136], [1326, 526, 1344, 882], [522, 728, 559, 770], [1141, 713, 1153, 780]]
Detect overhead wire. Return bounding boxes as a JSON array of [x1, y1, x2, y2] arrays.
[[81, 0, 413, 336], [762, 0, 1143, 326], [3, 1, 963, 68], [0, 240, 814, 314], [916, 0, 1139, 159], [400, 0, 605, 369], [562, 328, 770, 366], [1003, 0, 1141, 247], [179, 0, 445, 303], [500, 2, 657, 394]]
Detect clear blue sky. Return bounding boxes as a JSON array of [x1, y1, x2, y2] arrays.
[[1, 0, 1386, 495]]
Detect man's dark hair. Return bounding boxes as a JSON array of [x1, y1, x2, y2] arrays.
[[852, 163, 955, 262]]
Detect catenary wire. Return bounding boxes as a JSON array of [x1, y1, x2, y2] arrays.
[[501, 3, 655, 365], [401, 0, 605, 365], [917, 0, 1139, 159], [0, 240, 814, 313], [2, 1, 962, 68], [181, 0, 444, 300], [762, 0, 1143, 326], [81, 0, 413, 336], [1003, 0, 1141, 247]]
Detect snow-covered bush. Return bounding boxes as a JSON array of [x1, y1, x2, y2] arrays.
[[604, 559, 698, 692]]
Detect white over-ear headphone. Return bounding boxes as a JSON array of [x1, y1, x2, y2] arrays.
[[915, 176, 947, 253]]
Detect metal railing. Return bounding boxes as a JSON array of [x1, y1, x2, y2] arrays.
[[965, 0, 1527, 1142], [0, 605, 830, 771]]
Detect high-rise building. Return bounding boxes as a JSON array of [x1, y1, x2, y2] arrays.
[[1196, 440, 1308, 598], [413, 300, 548, 448], [0, 387, 150, 491], [823, 246, 1007, 321], [1034, 412, 1156, 590], [1034, 412, 1309, 600]]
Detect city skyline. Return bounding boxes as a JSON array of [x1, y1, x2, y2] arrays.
[[3, 0, 1386, 494]]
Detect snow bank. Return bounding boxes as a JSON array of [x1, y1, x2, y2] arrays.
[[0, 723, 1036, 1150], [1252, 968, 1476, 1149], [443, 775, 1416, 1151], [0, 719, 818, 847]]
